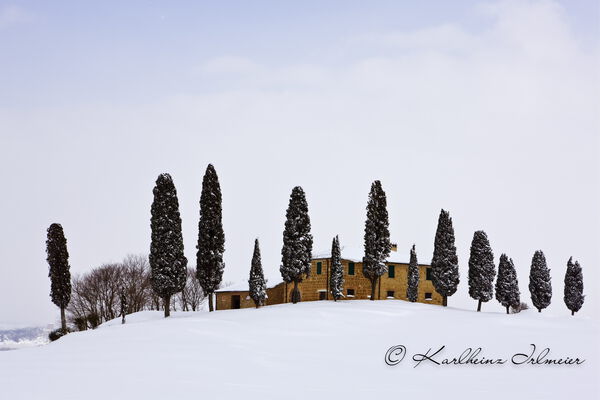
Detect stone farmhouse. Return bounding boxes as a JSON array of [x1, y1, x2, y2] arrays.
[[215, 245, 443, 310]]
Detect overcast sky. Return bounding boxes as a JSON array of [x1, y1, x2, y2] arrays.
[[1, 0, 598, 326]]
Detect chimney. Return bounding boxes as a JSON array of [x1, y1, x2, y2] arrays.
[[390, 243, 398, 252]]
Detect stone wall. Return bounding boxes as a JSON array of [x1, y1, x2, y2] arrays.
[[215, 257, 444, 310]]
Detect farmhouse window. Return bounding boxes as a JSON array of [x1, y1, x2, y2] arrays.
[[426, 268, 433, 281], [347, 289, 355, 296], [387, 291, 395, 298], [388, 265, 395, 278], [348, 262, 355, 275], [425, 292, 432, 300], [316, 262, 322, 275]]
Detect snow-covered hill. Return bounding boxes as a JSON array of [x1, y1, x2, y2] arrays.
[[0, 301, 597, 399]]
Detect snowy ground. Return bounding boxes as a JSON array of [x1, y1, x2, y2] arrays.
[[0, 301, 597, 399]]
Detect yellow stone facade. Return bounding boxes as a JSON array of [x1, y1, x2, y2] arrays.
[[215, 283, 287, 310], [215, 256, 443, 310]]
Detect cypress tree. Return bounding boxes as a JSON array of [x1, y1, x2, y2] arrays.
[[407, 244, 419, 302], [495, 254, 520, 314], [564, 257, 584, 316], [196, 164, 225, 312], [120, 289, 127, 324], [46, 223, 72, 332], [468, 230, 496, 312], [248, 239, 267, 308], [363, 180, 391, 301], [280, 186, 313, 304], [431, 209, 460, 306], [149, 173, 187, 318], [330, 235, 344, 301], [528, 250, 552, 313]]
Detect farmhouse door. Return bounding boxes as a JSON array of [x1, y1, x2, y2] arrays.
[[231, 295, 241, 309]]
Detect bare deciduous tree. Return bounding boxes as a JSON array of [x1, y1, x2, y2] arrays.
[[177, 267, 205, 311], [67, 254, 155, 329]]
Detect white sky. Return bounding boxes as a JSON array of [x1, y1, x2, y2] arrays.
[[1, 0, 598, 325]]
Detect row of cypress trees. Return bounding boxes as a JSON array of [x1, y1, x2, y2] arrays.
[[322, 180, 394, 303], [279, 180, 585, 316], [45, 164, 227, 328], [461, 225, 585, 315], [429, 210, 585, 315], [47, 173, 585, 328], [149, 165, 225, 317]]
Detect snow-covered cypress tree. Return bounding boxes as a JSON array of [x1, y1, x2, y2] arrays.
[[564, 257, 584, 316], [150, 173, 188, 318], [120, 289, 127, 324], [280, 186, 313, 304], [431, 209, 460, 306], [46, 223, 72, 331], [407, 244, 419, 302], [363, 180, 391, 301], [329, 235, 344, 301], [196, 164, 225, 312], [495, 254, 520, 314], [468, 230, 496, 312], [528, 250, 552, 313], [248, 238, 267, 308]]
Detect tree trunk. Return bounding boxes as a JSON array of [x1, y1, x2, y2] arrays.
[[538, 308, 541, 313], [443, 296, 447, 307], [164, 295, 171, 317], [370, 280, 376, 301], [122, 313, 126, 324], [60, 306, 67, 331], [477, 300, 482, 312], [292, 280, 301, 304], [182, 291, 188, 311], [571, 310, 575, 316], [506, 305, 510, 314], [208, 293, 214, 312]]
